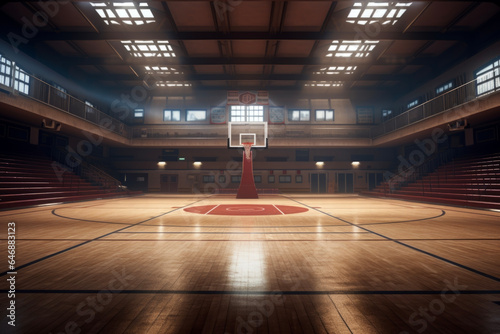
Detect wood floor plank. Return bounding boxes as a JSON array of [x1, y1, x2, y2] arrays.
[[1, 194, 499, 333]]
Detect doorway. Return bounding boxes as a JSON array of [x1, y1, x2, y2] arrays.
[[337, 173, 354, 193], [368, 172, 384, 190], [310, 173, 328, 193], [161, 174, 178, 193]]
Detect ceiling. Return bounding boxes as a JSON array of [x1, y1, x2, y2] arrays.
[[1, 0, 499, 97]]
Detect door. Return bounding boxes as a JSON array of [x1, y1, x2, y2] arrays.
[[161, 174, 178, 193], [310, 173, 327, 193], [368, 172, 384, 190], [337, 173, 354, 193]]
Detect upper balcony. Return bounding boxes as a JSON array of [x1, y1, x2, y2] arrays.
[[1, 68, 498, 148]]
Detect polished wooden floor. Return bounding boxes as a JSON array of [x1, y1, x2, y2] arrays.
[[1, 194, 499, 334]]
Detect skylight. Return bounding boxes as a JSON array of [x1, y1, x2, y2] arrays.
[[305, 81, 344, 87], [326, 40, 379, 58], [90, 2, 155, 25], [313, 66, 357, 75], [121, 40, 175, 57], [156, 81, 191, 87], [145, 66, 182, 75], [347, 2, 412, 25]]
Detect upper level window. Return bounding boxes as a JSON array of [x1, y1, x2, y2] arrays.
[[407, 99, 419, 109], [476, 58, 500, 97], [315, 109, 334, 121], [186, 110, 207, 121], [134, 108, 144, 118], [0, 54, 13, 87], [289, 110, 310, 122], [54, 84, 67, 99], [85, 101, 94, 113], [230, 105, 264, 122], [14, 66, 30, 95], [164, 109, 181, 122], [436, 81, 453, 95], [382, 109, 393, 119]]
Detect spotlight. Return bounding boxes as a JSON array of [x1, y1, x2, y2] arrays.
[[351, 161, 360, 167], [157, 161, 166, 167], [193, 161, 202, 166], [316, 161, 324, 167]]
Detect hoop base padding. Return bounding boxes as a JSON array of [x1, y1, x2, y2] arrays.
[[236, 143, 258, 199]]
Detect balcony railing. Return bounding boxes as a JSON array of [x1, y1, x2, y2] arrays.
[[372, 78, 485, 138], [1, 63, 495, 144], [0, 67, 130, 138]]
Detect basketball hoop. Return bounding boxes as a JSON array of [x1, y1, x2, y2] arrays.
[[242, 142, 253, 160]]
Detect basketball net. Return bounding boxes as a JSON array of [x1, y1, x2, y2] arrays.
[[242, 142, 253, 160]]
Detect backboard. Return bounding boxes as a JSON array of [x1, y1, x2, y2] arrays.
[[228, 122, 268, 148]]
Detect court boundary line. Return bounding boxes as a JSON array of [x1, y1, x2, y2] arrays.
[[285, 196, 500, 283], [3, 289, 500, 295], [0, 197, 210, 278]]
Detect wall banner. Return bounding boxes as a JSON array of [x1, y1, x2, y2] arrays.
[[227, 91, 269, 105]]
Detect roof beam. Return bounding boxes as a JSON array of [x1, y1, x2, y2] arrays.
[[25, 31, 470, 42], [96, 73, 407, 82], [4, 0, 497, 2], [69, 56, 432, 67]]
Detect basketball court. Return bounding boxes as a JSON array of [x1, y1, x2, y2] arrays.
[[1, 193, 499, 333], [1, 1, 500, 333]]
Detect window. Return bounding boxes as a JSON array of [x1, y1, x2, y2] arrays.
[[121, 40, 175, 58], [407, 99, 419, 109], [0, 54, 13, 87], [254, 175, 262, 183], [289, 110, 310, 122], [203, 175, 215, 183], [164, 109, 181, 121], [85, 101, 94, 113], [90, 2, 155, 26], [315, 109, 334, 121], [14, 66, 30, 94], [346, 2, 412, 26], [186, 110, 207, 121], [476, 58, 500, 96], [231, 175, 241, 183], [230, 105, 264, 122], [436, 81, 454, 95], [268, 175, 275, 183], [134, 108, 144, 118], [326, 40, 379, 58], [382, 109, 393, 119], [279, 175, 292, 183], [54, 84, 67, 99], [218, 175, 226, 183], [295, 175, 303, 183]]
